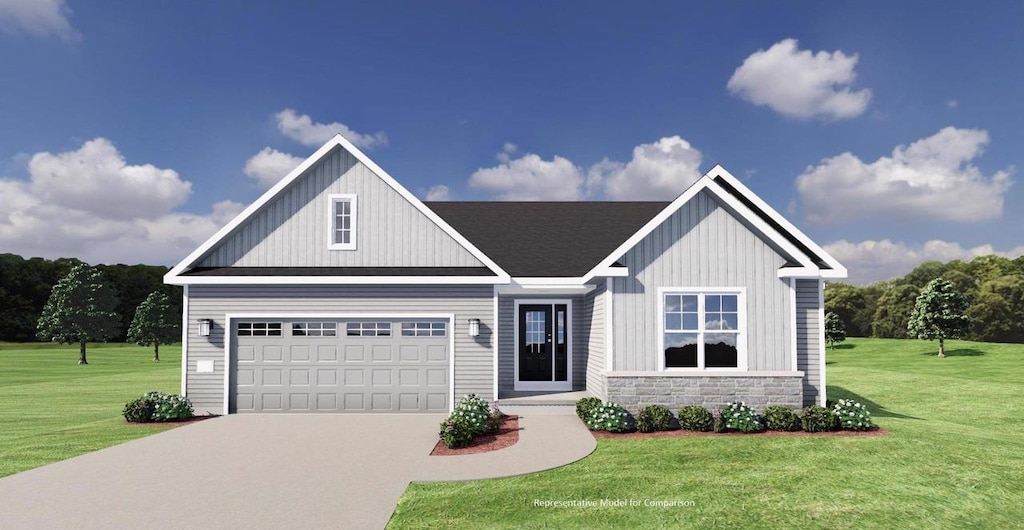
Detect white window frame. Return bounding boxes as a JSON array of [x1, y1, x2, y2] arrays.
[[658, 287, 747, 371], [328, 193, 357, 251]]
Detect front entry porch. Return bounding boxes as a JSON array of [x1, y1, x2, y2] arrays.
[[497, 390, 596, 406]]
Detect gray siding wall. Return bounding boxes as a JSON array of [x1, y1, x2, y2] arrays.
[[612, 190, 792, 372], [185, 285, 493, 415], [795, 279, 823, 406], [584, 283, 607, 400], [197, 147, 483, 268], [496, 294, 588, 396]]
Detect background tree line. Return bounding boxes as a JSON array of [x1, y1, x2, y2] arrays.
[[0, 254, 181, 342], [826, 254, 1024, 343]]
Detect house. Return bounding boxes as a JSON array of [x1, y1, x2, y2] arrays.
[[164, 134, 847, 415]]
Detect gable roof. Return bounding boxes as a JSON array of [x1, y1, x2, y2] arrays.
[[425, 201, 667, 277], [164, 135, 510, 285]]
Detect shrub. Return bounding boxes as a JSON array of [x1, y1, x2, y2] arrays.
[[802, 405, 840, 432], [451, 394, 496, 435], [718, 401, 764, 433], [144, 391, 194, 421], [586, 402, 630, 432], [575, 397, 603, 421], [123, 397, 155, 423], [439, 416, 475, 448], [637, 405, 673, 433], [832, 399, 875, 431], [763, 406, 802, 432], [678, 405, 714, 432]]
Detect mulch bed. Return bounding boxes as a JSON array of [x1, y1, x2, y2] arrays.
[[430, 415, 520, 456], [590, 427, 888, 438], [126, 415, 219, 427]]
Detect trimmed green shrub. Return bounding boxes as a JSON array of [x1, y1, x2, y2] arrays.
[[575, 397, 603, 421], [832, 399, 875, 431], [123, 397, 155, 423], [678, 405, 714, 432], [586, 402, 630, 432], [763, 406, 802, 432], [451, 394, 497, 435], [637, 405, 673, 433], [718, 401, 764, 433], [439, 416, 475, 448], [802, 405, 840, 432]]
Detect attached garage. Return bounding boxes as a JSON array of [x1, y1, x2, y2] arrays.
[[229, 317, 451, 413]]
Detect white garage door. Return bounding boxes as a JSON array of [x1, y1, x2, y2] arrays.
[[231, 318, 449, 413]]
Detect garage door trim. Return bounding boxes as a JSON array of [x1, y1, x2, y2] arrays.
[[223, 312, 456, 415]]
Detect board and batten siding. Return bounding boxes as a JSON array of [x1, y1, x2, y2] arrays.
[[584, 283, 607, 400], [197, 147, 483, 268], [612, 190, 792, 372], [795, 279, 823, 405], [185, 285, 493, 414]]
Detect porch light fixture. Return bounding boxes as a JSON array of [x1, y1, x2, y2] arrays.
[[198, 318, 212, 337], [468, 318, 480, 337]]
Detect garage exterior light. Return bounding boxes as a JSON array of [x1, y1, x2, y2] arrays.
[[198, 318, 212, 337], [468, 318, 480, 337]]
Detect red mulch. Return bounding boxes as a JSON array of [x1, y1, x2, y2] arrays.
[[590, 426, 888, 438], [126, 415, 219, 427], [430, 415, 520, 456]]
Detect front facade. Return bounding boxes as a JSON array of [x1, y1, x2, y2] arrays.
[[165, 135, 846, 415]]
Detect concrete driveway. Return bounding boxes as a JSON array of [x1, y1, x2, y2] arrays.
[[0, 413, 595, 529]]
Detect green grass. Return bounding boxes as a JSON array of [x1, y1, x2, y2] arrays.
[[389, 338, 1024, 529], [0, 342, 182, 477]]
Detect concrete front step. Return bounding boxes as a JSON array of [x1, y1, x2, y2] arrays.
[[498, 404, 577, 416]]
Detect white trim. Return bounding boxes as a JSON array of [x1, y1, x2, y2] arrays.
[[605, 278, 613, 372], [818, 279, 827, 406], [591, 266, 629, 277], [512, 299, 573, 392], [605, 370, 804, 378], [789, 278, 798, 372], [508, 277, 587, 285], [492, 286, 499, 402], [222, 312, 456, 415], [657, 287, 748, 371], [327, 193, 357, 251], [164, 133, 510, 284], [495, 282, 596, 295], [167, 275, 505, 286], [180, 285, 189, 397]]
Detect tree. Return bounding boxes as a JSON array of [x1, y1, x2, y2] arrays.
[[968, 275, 1024, 343], [871, 284, 921, 338], [908, 278, 970, 357], [824, 282, 877, 337], [127, 291, 179, 361], [824, 312, 846, 349], [36, 264, 120, 364]]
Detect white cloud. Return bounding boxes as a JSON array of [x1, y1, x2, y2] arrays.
[[825, 239, 1024, 285], [727, 38, 871, 120], [27, 138, 191, 220], [497, 143, 518, 163], [796, 127, 1013, 224], [424, 184, 450, 201], [275, 109, 387, 149], [244, 147, 303, 189], [946, 99, 959, 109], [0, 0, 79, 41], [470, 153, 584, 201], [596, 136, 703, 200], [0, 138, 244, 265]]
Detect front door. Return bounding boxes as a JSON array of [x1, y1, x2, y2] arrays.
[[516, 302, 571, 391]]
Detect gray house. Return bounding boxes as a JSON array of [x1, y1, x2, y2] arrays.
[[165, 134, 846, 415]]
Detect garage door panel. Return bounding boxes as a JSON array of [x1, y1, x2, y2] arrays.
[[233, 318, 449, 413]]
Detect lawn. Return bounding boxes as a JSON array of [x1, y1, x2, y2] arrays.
[[389, 338, 1024, 529], [0, 342, 182, 478]]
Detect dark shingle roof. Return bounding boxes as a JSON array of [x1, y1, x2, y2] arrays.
[[425, 201, 669, 277], [182, 267, 496, 277]]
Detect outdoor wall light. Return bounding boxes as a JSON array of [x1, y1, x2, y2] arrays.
[[468, 318, 481, 337], [198, 318, 212, 337]]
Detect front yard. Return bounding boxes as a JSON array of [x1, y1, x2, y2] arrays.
[[389, 338, 1024, 528]]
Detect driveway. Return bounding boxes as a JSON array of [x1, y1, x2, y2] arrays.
[[0, 412, 595, 529]]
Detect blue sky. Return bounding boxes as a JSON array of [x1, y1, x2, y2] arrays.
[[1, 1, 1021, 283]]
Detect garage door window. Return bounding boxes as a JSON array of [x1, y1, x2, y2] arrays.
[[238, 322, 282, 336], [401, 322, 446, 337], [292, 322, 338, 337], [346, 322, 392, 337]]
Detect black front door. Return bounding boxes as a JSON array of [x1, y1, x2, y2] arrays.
[[519, 304, 568, 385]]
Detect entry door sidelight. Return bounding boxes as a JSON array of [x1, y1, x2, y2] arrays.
[[518, 303, 569, 388]]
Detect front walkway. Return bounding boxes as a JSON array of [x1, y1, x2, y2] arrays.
[[0, 412, 595, 530]]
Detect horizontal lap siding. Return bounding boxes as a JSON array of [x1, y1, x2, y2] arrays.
[[197, 147, 482, 268], [186, 285, 493, 414], [612, 190, 791, 372], [795, 279, 822, 406], [496, 294, 587, 396]]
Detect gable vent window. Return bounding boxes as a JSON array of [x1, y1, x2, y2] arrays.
[[329, 194, 357, 250], [238, 322, 282, 337], [346, 322, 392, 337], [292, 322, 338, 337]]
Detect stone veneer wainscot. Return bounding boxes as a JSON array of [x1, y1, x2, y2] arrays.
[[604, 372, 804, 413]]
